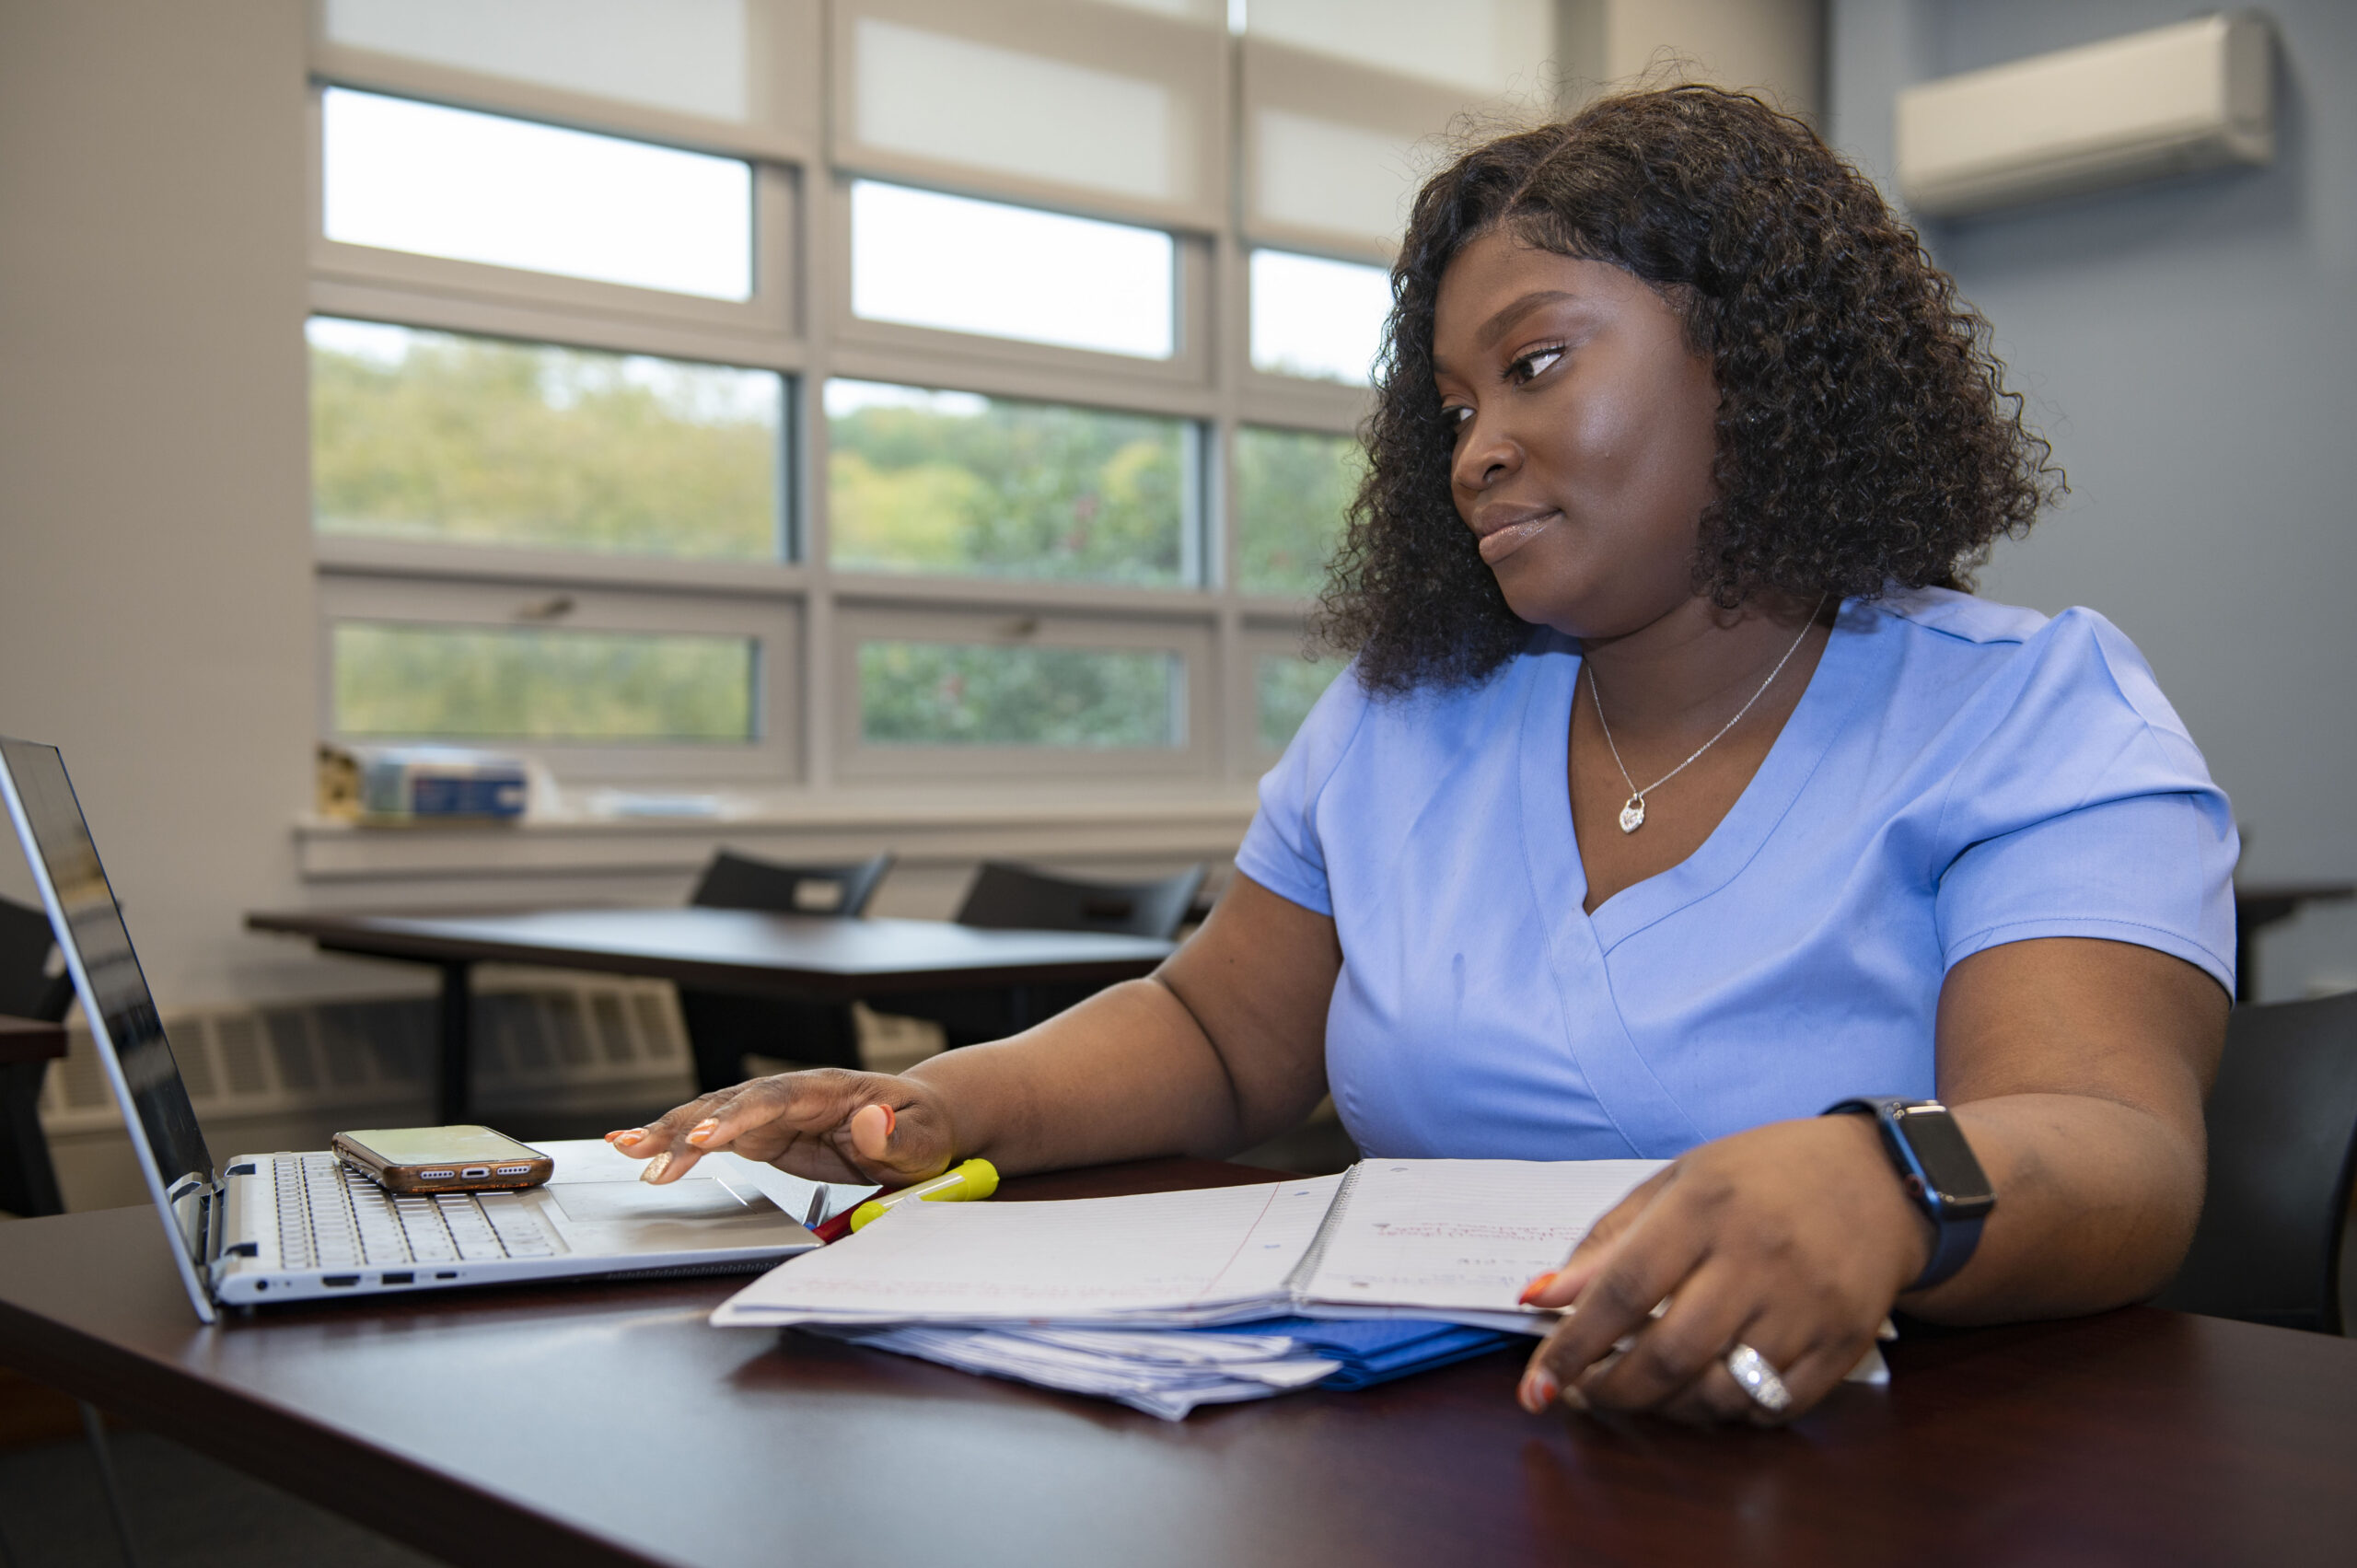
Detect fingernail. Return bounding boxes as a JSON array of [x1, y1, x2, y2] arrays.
[[879, 1104, 896, 1137], [686, 1119, 718, 1145], [1518, 1272, 1556, 1306], [612, 1129, 644, 1148], [1518, 1368, 1559, 1412], [638, 1151, 672, 1184], [1560, 1381, 1590, 1412]]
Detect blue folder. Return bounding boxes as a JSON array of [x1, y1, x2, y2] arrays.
[[1197, 1315, 1517, 1389]]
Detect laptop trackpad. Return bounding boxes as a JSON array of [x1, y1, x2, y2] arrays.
[[540, 1177, 794, 1253]]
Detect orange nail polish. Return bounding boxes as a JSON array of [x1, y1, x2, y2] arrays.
[[1518, 1272, 1556, 1305], [687, 1119, 718, 1144], [879, 1104, 897, 1137], [612, 1130, 644, 1147]]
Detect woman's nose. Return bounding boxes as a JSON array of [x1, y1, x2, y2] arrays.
[[1453, 416, 1519, 494]]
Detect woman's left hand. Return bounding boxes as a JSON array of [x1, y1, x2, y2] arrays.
[[1516, 1114, 1932, 1424]]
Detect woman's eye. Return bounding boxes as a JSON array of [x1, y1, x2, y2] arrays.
[[1508, 346, 1564, 383], [1443, 404, 1473, 431]]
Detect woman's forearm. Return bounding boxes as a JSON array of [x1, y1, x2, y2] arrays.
[[900, 977, 1282, 1174], [1913, 1091, 2206, 1323]]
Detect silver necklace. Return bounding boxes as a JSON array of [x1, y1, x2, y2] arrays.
[[1586, 598, 1829, 834]]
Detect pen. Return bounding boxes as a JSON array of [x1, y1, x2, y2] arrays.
[[811, 1158, 1000, 1241]]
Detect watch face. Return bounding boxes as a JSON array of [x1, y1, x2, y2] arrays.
[[1894, 1107, 1995, 1209]]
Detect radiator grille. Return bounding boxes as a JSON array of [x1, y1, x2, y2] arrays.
[[37, 979, 694, 1135]]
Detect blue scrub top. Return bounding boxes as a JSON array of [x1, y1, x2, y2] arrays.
[[1236, 588, 2238, 1161]]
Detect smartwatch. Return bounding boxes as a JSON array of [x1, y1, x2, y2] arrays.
[[1824, 1097, 1996, 1291]]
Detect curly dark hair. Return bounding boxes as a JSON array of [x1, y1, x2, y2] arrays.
[[1319, 86, 2063, 694]]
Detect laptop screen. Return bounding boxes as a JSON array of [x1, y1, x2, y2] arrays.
[[0, 738, 216, 1275]]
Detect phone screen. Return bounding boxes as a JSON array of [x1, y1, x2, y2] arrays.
[[343, 1126, 544, 1164]]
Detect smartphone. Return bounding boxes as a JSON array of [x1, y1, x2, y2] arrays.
[[331, 1125, 554, 1194]]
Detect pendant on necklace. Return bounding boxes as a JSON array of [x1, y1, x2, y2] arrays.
[[1619, 796, 1646, 834]]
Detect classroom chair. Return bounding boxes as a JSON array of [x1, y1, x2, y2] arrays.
[[877, 861, 1206, 1049], [2152, 988, 2357, 1334], [677, 851, 893, 1094]]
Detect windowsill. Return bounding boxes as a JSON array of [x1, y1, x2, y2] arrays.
[[294, 787, 1262, 882]]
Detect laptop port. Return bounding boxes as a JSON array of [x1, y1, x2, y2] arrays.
[[435, 1271, 458, 1280], [380, 1272, 413, 1285], [459, 1167, 490, 1179], [322, 1274, 360, 1287]]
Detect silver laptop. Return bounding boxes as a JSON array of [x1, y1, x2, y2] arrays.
[[0, 735, 855, 1324]]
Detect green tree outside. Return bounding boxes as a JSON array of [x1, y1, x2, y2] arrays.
[[858, 641, 1180, 749], [334, 623, 755, 743], [309, 320, 781, 561], [828, 383, 1186, 587], [1234, 425, 1362, 598]]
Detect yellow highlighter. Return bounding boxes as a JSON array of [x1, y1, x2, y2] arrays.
[[846, 1158, 1000, 1233]]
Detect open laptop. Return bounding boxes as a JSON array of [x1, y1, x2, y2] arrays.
[[0, 735, 858, 1324]]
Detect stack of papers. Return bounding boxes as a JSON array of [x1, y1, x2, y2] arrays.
[[715, 1158, 1890, 1418], [714, 1160, 1667, 1331], [812, 1316, 1514, 1420]]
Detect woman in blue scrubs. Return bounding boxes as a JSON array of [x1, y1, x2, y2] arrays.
[[620, 88, 2235, 1423]]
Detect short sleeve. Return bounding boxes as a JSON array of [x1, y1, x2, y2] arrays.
[[1933, 609, 2238, 992], [1233, 664, 1375, 918]]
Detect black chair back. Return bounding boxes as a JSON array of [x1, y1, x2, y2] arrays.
[[691, 850, 892, 919], [2152, 990, 2357, 1333], [0, 894, 72, 1022], [676, 852, 893, 1091], [955, 862, 1205, 940]]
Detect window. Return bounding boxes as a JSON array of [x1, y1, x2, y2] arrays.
[[308, 319, 785, 561], [1234, 424, 1360, 597], [308, 3, 1538, 796], [321, 88, 754, 299], [848, 181, 1176, 359], [332, 623, 759, 743], [827, 381, 1194, 587], [1248, 250, 1391, 385]]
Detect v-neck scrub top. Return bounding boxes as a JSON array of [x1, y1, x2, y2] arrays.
[[1236, 588, 2238, 1162]]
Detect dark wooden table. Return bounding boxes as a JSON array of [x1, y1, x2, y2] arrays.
[[5, 1156, 2356, 1567], [247, 909, 1175, 1122], [0, 1013, 68, 1217]]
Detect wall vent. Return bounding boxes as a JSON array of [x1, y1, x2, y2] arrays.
[[38, 978, 695, 1135]]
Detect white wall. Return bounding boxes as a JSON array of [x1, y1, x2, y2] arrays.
[[0, 0, 319, 1011], [1829, 0, 2357, 1000]]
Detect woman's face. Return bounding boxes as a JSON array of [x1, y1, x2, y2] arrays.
[[1431, 231, 1722, 641]]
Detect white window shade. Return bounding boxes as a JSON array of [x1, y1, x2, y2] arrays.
[[830, 0, 1226, 230], [316, 0, 820, 159], [1241, 38, 1496, 260], [324, 0, 752, 119], [1246, 0, 1557, 99]]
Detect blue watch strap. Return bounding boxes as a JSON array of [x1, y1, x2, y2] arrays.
[[1825, 1097, 1994, 1292], [1911, 1210, 1984, 1291]]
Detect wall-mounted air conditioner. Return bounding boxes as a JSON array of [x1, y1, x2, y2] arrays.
[[1895, 12, 2274, 219]]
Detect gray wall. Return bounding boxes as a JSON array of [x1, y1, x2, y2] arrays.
[[1829, 0, 2357, 1000]]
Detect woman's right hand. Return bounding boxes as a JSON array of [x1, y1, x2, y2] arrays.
[[604, 1068, 958, 1188]]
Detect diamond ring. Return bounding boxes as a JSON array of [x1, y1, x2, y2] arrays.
[[1724, 1342, 1792, 1413]]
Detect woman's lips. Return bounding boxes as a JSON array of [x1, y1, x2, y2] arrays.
[[1476, 510, 1560, 564]]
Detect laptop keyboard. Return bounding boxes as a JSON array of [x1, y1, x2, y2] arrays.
[[273, 1152, 555, 1270]]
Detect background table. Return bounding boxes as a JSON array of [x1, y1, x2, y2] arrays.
[[4, 1156, 2356, 1567], [247, 910, 1176, 1122]]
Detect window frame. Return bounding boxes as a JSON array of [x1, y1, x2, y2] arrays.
[[317, 575, 803, 782], [298, 1, 1528, 802]]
